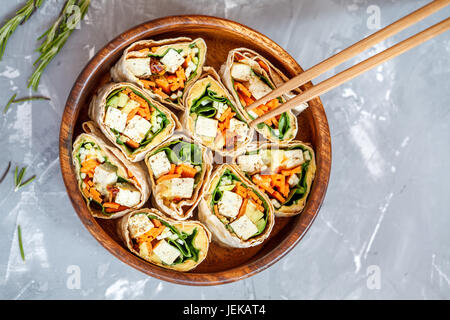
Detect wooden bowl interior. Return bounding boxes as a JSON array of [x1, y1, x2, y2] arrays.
[[61, 16, 330, 285]]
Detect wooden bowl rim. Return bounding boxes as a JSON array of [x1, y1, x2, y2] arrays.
[[59, 15, 331, 286]]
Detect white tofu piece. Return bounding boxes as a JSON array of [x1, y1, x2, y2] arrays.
[[160, 49, 184, 73], [156, 227, 178, 241], [228, 118, 249, 142], [128, 214, 154, 238], [93, 164, 118, 195], [271, 198, 282, 209], [167, 178, 195, 199], [304, 150, 311, 161], [231, 63, 252, 81], [213, 101, 228, 120], [115, 185, 141, 207], [248, 77, 272, 100], [153, 239, 181, 265], [237, 154, 265, 174], [288, 174, 300, 187], [268, 149, 285, 173], [123, 115, 152, 143], [195, 116, 218, 138], [229, 215, 258, 240], [283, 149, 304, 169], [148, 151, 171, 179], [218, 191, 243, 219], [105, 107, 127, 133], [127, 58, 151, 78]]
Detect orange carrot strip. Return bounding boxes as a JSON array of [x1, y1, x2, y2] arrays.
[[234, 82, 252, 97], [271, 191, 285, 203], [258, 60, 270, 73], [237, 198, 248, 219], [126, 139, 140, 149], [151, 219, 162, 227], [103, 202, 120, 209], [156, 174, 181, 184]]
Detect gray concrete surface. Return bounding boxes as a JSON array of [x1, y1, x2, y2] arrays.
[[0, 0, 449, 299]]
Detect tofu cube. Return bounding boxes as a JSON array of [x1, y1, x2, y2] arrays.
[[288, 174, 300, 187], [148, 151, 171, 179], [153, 239, 181, 265], [271, 198, 282, 209], [123, 115, 152, 143], [105, 107, 127, 133], [218, 191, 243, 219], [115, 185, 141, 207], [168, 178, 195, 199], [248, 77, 272, 100], [283, 149, 304, 169], [228, 118, 249, 142], [195, 116, 218, 138], [127, 58, 151, 78], [237, 154, 264, 174], [128, 214, 154, 238], [268, 149, 285, 173], [160, 49, 184, 73], [213, 101, 228, 120], [231, 63, 252, 81], [229, 215, 258, 240], [304, 150, 311, 161], [93, 164, 118, 195]]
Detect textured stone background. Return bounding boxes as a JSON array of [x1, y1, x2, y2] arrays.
[[0, 0, 449, 299]]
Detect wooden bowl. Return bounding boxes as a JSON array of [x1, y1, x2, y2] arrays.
[[59, 15, 331, 286]]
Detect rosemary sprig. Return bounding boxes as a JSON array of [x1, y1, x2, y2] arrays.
[[28, 0, 91, 91], [0, 161, 11, 184], [14, 166, 36, 192], [0, 0, 45, 60], [3, 94, 51, 114], [18, 225, 25, 261]]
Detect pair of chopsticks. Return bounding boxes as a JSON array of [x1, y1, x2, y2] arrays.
[[248, 0, 450, 127]]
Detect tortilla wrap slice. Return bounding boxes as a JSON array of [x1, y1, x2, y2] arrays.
[[144, 133, 213, 220], [234, 141, 316, 217], [111, 37, 207, 111], [198, 164, 275, 248], [88, 82, 179, 162], [118, 208, 211, 272], [220, 47, 304, 142], [181, 67, 254, 157], [72, 121, 151, 219]]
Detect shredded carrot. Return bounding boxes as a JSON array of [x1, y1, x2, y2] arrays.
[[175, 164, 197, 178], [140, 79, 155, 89], [237, 198, 248, 219], [182, 55, 191, 69], [89, 188, 103, 203], [168, 163, 176, 175], [138, 48, 149, 54], [151, 219, 162, 227], [234, 82, 252, 97], [155, 78, 171, 94], [214, 205, 219, 216], [127, 107, 139, 122], [234, 53, 245, 61], [105, 205, 129, 213], [281, 166, 302, 176], [258, 60, 270, 73], [248, 190, 262, 204], [151, 46, 159, 53], [156, 174, 181, 184], [271, 190, 285, 203], [104, 202, 120, 209], [125, 139, 140, 149]]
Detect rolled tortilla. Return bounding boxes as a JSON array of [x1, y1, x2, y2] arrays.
[[72, 121, 151, 219], [88, 82, 179, 162], [234, 141, 316, 217], [220, 48, 303, 142], [182, 67, 254, 157], [144, 134, 213, 220], [111, 37, 207, 110], [118, 208, 211, 272], [198, 164, 275, 248]]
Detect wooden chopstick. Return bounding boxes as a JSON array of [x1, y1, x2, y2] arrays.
[[250, 17, 450, 126], [246, 0, 450, 111]]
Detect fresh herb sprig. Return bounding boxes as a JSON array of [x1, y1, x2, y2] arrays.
[[3, 94, 51, 114], [14, 166, 36, 192], [18, 225, 25, 261], [0, 161, 11, 184], [0, 0, 45, 60], [28, 0, 90, 91]]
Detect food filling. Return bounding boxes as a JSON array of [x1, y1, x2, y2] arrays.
[[190, 84, 249, 151], [231, 53, 290, 140], [105, 87, 169, 154], [211, 169, 268, 240], [76, 140, 141, 215], [148, 140, 203, 206], [128, 213, 200, 265], [237, 146, 312, 208], [126, 42, 201, 105]]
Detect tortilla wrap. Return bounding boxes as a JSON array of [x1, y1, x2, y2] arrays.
[[198, 164, 275, 248], [234, 141, 316, 217], [220, 48, 305, 142], [181, 67, 254, 157], [118, 208, 211, 272], [72, 121, 151, 219], [111, 37, 207, 111], [144, 133, 213, 220], [88, 82, 179, 162]]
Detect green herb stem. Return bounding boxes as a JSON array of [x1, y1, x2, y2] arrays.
[[18, 225, 25, 261]]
